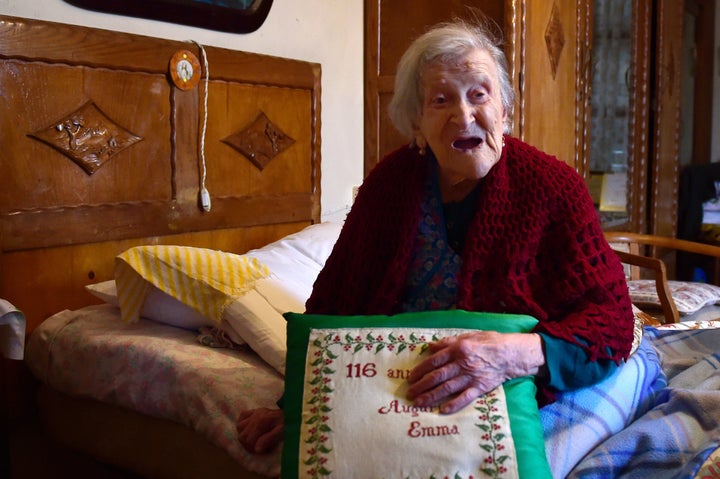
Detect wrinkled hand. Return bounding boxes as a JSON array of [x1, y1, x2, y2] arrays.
[[406, 332, 545, 414], [236, 407, 284, 454]]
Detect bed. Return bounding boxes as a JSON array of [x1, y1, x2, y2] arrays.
[[3, 15, 720, 479], [0, 13, 320, 478]]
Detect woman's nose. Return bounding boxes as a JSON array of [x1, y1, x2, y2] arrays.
[[451, 101, 475, 126]]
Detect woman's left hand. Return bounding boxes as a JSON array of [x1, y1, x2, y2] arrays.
[[406, 331, 545, 414]]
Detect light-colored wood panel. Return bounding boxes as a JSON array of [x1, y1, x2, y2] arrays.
[[511, 0, 590, 172], [377, 0, 504, 75], [206, 82, 313, 197], [1, 62, 172, 209], [0, 193, 315, 252], [0, 15, 322, 334], [378, 91, 406, 161]]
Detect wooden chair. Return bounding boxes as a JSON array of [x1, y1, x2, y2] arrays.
[[605, 232, 720, 323]]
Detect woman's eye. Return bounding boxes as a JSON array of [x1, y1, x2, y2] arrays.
[[430, 95, 446, 105], [471, 90, 487, 101]]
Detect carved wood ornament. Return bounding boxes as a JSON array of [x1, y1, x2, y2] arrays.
[[28, 101, 142, 175], [222, 111, 295, 170], [544, 2, 566, 79]]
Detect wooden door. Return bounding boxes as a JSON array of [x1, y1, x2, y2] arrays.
[[685, 0, 716, 167], [505, 0, 592, 174], [648, 0, 684, 236], [508, 0, 683, 236]]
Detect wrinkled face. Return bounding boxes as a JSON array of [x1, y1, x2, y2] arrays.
[[416, 49, 507, 187]]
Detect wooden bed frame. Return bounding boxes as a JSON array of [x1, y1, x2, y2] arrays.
[[0, 15, 320, 478]]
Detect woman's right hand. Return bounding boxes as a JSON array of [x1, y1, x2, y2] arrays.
[[406, 331, 545, 414], [236, 407, 284, 454]]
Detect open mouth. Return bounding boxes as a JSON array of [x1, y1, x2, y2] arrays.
[[452, 137, 483, 151]]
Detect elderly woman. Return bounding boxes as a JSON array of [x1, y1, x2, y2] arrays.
[[238, 18, 635, 454]]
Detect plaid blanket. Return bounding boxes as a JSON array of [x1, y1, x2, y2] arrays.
[[540, 324, 720, 478]]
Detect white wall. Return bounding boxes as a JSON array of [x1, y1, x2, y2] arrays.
[[0, 0, 363, 221]]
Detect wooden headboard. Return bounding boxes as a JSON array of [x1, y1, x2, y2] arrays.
[[0, 15, 322, 334]]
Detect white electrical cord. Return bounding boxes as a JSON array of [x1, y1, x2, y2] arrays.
[[190, 40, 211, 212]]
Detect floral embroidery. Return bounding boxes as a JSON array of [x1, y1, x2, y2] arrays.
[[303, 338, 335, 478], [476, 391, 511, 477], [302, 331, 436, 477], [301, 329, 516, 479]]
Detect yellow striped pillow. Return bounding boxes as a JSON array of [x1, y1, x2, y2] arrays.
[[115, 245, 270, 324]]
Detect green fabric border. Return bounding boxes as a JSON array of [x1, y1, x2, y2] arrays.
[[281, 310, 551, 479], [503, 377, 553, 478]]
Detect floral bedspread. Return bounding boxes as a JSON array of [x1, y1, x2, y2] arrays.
[[26, 304, 720, 479], [25, 304, 284, 477]]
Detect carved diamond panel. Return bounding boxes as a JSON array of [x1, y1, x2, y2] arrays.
[[545, 3, 565, 79], [29, 101, 142, 175], [222, 111, 295, 170]]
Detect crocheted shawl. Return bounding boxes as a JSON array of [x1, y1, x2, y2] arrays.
[[306, 136, 634, 363]]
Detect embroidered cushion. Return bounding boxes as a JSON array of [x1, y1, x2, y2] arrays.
[[281, 310, 552, 479], [628, 280, 720, 315]]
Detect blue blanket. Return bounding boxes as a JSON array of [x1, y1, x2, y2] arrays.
[[540, 325, 720, 478]]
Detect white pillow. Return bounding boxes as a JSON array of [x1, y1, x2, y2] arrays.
[[85, 280, 213, 330], [628, 279, 720, 315], [86, 280, 247, 344], [108, 243, 299, 374], [101, 223, 342, 373], [245, 221, 342, 307], [254, 275, 306, 315], [210, 223, 343, 374], [223, 289, 288, 374]]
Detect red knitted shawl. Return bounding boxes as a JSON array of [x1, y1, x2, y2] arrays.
[[306, 136, 635, 363]]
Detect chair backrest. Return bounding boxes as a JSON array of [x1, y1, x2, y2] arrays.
[[604, 232, 720, 323]]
